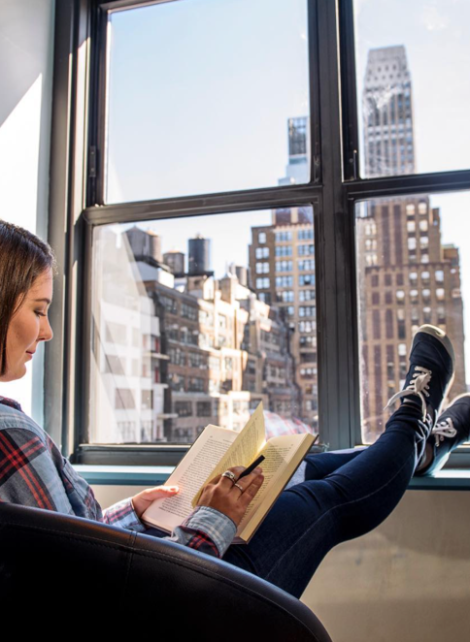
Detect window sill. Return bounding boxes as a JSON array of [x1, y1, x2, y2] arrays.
[[74, 464, 174, 486], [74, 465, 470, 491]]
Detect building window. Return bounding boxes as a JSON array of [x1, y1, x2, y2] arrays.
[[275, 260, 293, 273], [275, 245, 292, 257], [298, 259, 315, 272], [299, 274, 314, 286], [258, 232, 266, 244], [275, 230, 292, 242], [256, 277, 270, 289], [197, 401, 212, 417], [256, 247, 269, 259], [115, 389, 136, 410], [299, 289, 315, 302], [275, 275, 293, 288]]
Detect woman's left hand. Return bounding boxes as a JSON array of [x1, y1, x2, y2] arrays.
[[131, 485, 179, 519]]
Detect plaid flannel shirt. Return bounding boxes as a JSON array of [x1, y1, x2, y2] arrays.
[[0, 397, 236, 557]]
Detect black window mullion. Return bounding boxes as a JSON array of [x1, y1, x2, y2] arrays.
[[339, 0, 360, 182], [307, 0, 322, 184], [314, 0, 357, 449], [88, 2, 109, 206], [83, 185, 322, 226], [345, 169, 470, 201]]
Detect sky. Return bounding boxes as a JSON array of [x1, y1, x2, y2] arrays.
[[103, 0, 470, 379], [106, 0, 308, 202]]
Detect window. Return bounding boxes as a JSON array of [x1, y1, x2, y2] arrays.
[[256, 247, 269, 259], [356, 192, 470, 444], [256, 277, 270, 289], [299, 274, 315, 286], [298, 259, 315, 272], [197, 401, 212, 417], [298, 244, 314, 256], [275, 245, 292, 257], [53, 0, 469, 465], [115, 389, 136, 410], [299, 289, 315, 302], [275, 260, 293, 273], [275, 275, 294, 288]]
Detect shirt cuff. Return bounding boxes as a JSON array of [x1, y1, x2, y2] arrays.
[[172, 506, 237, 557], [102, 497, 146, 532]]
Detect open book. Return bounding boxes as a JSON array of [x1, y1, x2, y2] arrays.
[[141, 403, 316, 543]]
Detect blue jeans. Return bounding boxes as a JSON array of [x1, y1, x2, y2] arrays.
[[222, 404, 426, 598]]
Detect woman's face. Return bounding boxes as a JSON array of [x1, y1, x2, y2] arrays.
[[1, 268, 53, 382]]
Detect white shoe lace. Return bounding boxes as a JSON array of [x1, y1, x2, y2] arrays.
[[432, 417, 458, 447], [385, 366, 432, 421]]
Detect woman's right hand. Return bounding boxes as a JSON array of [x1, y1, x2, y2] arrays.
[[197, 465, 264, 526]]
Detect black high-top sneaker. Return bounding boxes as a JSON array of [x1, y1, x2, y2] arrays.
[[415, 393, 470, 476], [385, 325, 455, 458]]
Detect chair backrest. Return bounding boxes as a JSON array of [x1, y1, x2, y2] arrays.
[[0, 502, 332, 641]]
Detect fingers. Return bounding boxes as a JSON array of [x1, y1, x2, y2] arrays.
[[231, 468, 264, 503], [142, 485, 179, 500], [210, 466, 246, 489], [238, 474, 264, 507]]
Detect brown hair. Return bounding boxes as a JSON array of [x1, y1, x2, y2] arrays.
[[0, 220, 55, 376]]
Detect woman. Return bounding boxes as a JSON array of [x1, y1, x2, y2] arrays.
[[1, 220, 469, 598]]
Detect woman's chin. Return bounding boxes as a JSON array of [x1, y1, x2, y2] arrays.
[[0, 365, 27, 383]]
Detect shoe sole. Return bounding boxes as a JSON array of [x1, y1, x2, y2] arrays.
[[413, 324, 456, 400]]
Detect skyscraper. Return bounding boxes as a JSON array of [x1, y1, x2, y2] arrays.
[[278, 116, 310, 186], [250, 119, 317, 427], [363, 46, 415, 177], [359, 46, 466, 441]]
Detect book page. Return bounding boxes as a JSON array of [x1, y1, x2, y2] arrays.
[[142, 425, 238, 532], [191, 402, 266, 506], [237, 433, 315, 540]]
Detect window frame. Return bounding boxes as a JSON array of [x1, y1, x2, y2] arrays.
[[46, 0, 470, 468]]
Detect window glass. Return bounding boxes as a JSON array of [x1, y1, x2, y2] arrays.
[[91, 206, 317, 443], [356, 192, 470, 443], [354, 0, 470, 178], [104, 0, 310, 203]]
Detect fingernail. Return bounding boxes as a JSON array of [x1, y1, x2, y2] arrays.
[[255, 467, 262, 474]]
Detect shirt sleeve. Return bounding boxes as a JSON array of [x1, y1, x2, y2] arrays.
[[104, 499, 236, 558], [0, 426, 74, 514], [169, 505, 237, 557], [102, 497, 146, 532]]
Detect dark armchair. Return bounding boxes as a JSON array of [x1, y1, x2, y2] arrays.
[[0, 502, 332, 640]]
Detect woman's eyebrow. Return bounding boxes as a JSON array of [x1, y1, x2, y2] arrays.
[[33, 298, 52, 304]]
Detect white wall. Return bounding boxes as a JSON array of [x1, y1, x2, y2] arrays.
[[0, 0, 55, 420], [302, 490, 470, 641], [94, 485, 470, 642]]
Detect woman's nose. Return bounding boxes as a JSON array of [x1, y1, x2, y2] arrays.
[[40, 316, 53, 342]]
